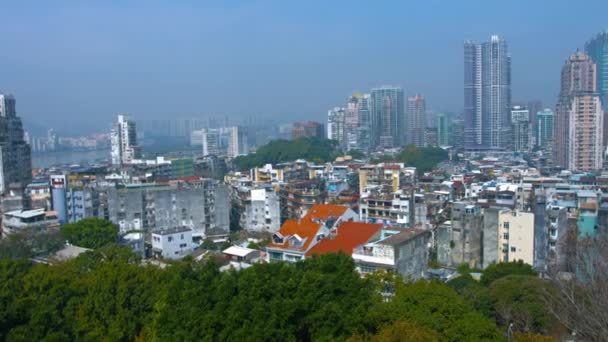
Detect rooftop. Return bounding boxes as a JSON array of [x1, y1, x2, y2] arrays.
[[305, 204, 349, 220], [152, 227, 193, 235], [267, 219, 322, 252], [306, 222, 383, 257], [4, 208, 47, 219], [378, 229, 429, 246], [223, 245, 257, 258]]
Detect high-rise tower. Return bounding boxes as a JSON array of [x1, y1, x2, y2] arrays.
[[554, 52, 603, 171], [464, 35, 512, 150], [406, 94, 426, 147], [110, 114, 141, 166], [370, 86, 404, 149], [0, 94, 32, 194]]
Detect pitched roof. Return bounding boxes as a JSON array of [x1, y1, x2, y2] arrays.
[[305, 204, 349, 220], [266, 219, 322, 252], [378, 229, 429, 246], [306, 222, 383, 256]]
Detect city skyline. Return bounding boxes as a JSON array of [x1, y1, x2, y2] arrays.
[[2, 1, 607, 131]]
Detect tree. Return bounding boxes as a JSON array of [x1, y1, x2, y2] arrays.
[[489, 275, 562, 335], [373, 280, 501, 340], [346, 149, 366, 160], [0, 228, 64, 259], [543, 236, 608, 340], [233, 137, 340, 170], [60, 218, 119, 249], [480, 260, 537, 286], [200, 238, 216, 250], [348, 321, 440, 342]]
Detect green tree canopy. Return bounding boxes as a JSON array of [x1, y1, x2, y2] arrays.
[[60, 218, 119, 249], [373, 145, 449, 173], [480, 260, 538, 286], [233, 137, 340, 170]]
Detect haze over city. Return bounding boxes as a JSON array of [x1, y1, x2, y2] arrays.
[[3, 0, 607, 133]]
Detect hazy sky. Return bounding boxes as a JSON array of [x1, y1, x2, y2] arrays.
[[2, 0, 607, 132]]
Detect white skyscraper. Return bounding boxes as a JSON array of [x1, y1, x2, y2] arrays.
[[227, 126, 247, 158], [202, 128, 220, 156], [110, 114, 141, 166], [327, 107, 346, 148]]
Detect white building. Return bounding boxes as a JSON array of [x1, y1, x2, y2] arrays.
[[327, 107, 346, 148], [202, 128, 220, 156], [359, 189, 411, 226], [190, 129, 205, 146], [227, 126, 247, 158], [240, 188, 281, 233], [111, 114, 141, 166], [498, 209, 534, 265], [2, 208, 59, 237], [151, 227, 193, 260]]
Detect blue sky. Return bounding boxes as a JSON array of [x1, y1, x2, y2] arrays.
[[2, 0, 607, 132]]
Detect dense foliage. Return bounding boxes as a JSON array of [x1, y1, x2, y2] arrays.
[[233, 137, 341, 170], [374, 145, 449, 173], [446, 262, 564, 337], [60, 218, 119, 249], [0, 228, 63, 259], [480, 260, 537, 286], [0, 249, 513, 341]]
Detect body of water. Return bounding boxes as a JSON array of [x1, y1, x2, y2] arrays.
[[32, 149, 110, 169]]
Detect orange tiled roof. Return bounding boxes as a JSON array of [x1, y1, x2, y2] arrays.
[[305, 204, 349, 220], [306, 222, 383, 256], [266, 219, 322, 252]]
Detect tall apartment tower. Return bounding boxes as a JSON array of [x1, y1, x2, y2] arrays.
[[202, 128, 220, 156], [406, 94, 426, 147], [511, 106, 531, 152], [436, 113, 449, 146], [536, 109, 554, 149], [0, 94, 32, 194], [586, 31, 608, 109], [585, 31, 608, 146], [327, 107, 346, 149], [464, 35, 512, 150], [370, 86, 404, 149], [350, 93, 372, 152], [554, 52, 604, 171], [227, 126, 247, 158], [110, 114, 141, 166]]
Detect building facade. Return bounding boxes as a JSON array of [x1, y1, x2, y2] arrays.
[[327, 107, 346, 148], [371, 86, 404, 149], [0, 94, 32, 194], [406, 94, 426, 147], [511, 106, 531, 152], [436, 113, 449, 146], [464, 36, 512, 150], [554, 52, 603, 171], [110, 114, 141, 166], [585, 30, 608, 112], [536, 109, 554, 148]]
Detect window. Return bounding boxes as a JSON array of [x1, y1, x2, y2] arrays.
[[503, 222, 510, 229], [168, 236, 173, 242], [510, 246, 516, 252], [359, 264, 376, 273], [269, 252, 283, 260], [181, 234, 184, 240]]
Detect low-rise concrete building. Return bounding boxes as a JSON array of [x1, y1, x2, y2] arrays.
[[151, 227, 193, 259], [352, 228, 430, 280], [2, 208, 59, 237]]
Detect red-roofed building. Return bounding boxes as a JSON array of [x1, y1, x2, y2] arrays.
[[266, 204, 358, 262], [306, 222, 383, 257], [266, 219, 327, 262]]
